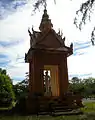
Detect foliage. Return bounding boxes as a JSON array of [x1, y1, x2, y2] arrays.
[[34, 0, 95, 45], [33, 0, 95, 44], [12, 73, 29, 113], [13, 79, 28, 100], [1, 0, 95, 43], [74, 0, 95, 45], [13, 96, 27, 114], [33, 0, 47, 12], [33, 0, 56, 12], [69, 77, 95, 98], [0, 68, 15, 107]]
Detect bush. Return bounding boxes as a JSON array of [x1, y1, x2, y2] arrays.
[[0, 98, 12, 107], [13, 96, 27, 114], [0, 68, 15, 108]]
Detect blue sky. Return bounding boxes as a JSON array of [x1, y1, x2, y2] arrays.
[[0, 0, 95, 84], [0, 0, 27, 19]]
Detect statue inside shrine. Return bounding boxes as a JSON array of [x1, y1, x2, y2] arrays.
[[44, 71, 51, 96]]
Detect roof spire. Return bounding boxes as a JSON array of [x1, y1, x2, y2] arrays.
[[39, 6, 53, 32]]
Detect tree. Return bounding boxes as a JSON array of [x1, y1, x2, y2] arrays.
[[71, 77, 81, 84], [13, 78, 28, 101], [73, 0, 95, 45], [34, 0, 95, 45], [1, 0, 95, 42], [0, 68, 15, 107], [12, 73, 29, 114], [69, 77, 85, 96], [69, 77, 95, 98], [83, 77, 95, 98]]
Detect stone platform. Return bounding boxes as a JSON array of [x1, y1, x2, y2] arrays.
[[26, 94, 84, 115]]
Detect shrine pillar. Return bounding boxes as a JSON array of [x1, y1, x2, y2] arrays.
[[32, 54, 44, 94], [28, 61, 33, 94], [59, 56, 69, 96]]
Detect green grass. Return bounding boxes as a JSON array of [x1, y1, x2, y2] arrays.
[[0, 101, 95, 120], [0, 115, 81, 120], [0, 101, 16, 110], [81, 101, 95, 112]]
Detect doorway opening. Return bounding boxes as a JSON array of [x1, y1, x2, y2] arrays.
[[43, 65, 59, 96], [43, 70, 51, 96]]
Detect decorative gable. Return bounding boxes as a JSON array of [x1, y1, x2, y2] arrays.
[[27, 8, 73, 52], [36, 30, 62, 48], [25, 8, 73, 63]]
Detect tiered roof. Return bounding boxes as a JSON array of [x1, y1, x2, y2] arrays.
[[25, 8, 73, 62]]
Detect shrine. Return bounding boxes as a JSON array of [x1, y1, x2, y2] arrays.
[[25, 8, 83, 114]]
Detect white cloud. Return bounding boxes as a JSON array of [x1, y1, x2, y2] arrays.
[[68, 46, 95, 79], [7, 63, 28, 78], [0, 2, 31, 83], [0, 0, 95, 84]]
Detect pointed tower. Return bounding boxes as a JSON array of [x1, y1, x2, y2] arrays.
[[25, 7, 73, 95], [39, 8, 53, 32], [25, 8, 83, 114]]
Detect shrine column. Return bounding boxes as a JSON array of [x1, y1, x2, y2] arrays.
[[63, 57, 69, 91], [28, 61, 33, 94], [32, 54, 44, 94], [59, 57, 69, 96]]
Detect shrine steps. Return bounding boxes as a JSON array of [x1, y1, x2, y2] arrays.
[[27, 95, 83, 115], [37, 99, 82, 116]]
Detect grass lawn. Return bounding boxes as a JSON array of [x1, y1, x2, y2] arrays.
[[81, 101, 95, 112], [0, 101, 95, 120], [0, 115, 81, 120]]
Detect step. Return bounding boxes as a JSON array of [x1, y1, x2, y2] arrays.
[[51, 110, 83, 116], [53, 108, 73, 113], [52, 104, 75, 108], [38, 111, 49, 115]]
